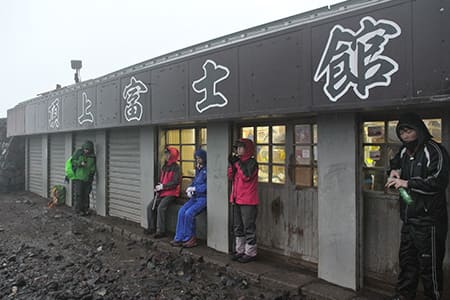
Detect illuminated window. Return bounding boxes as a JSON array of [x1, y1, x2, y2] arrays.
[[294, 124, 318, 188], [161, 127, 207, 197], [241, 125, 286, 184], [362, 118, 441, 191]]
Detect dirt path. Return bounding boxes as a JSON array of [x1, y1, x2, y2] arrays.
[[0, 192, 299, 300]]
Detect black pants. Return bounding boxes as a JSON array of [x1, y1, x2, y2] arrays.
[[397, 222, 447, 299], [73, 180, 91, 213], [233, 204, 258, 256]]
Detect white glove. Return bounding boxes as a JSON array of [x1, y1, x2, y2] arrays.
[[155, 183, 163, 191], [186, 186, 196, 198]]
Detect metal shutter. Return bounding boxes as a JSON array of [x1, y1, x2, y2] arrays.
[[28, 136, 43, 196], [74, 131, 97, 210], [48, 134, 66, 196], [107, 129, 141, 223]]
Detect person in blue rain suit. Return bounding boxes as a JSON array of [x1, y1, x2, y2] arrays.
[[170, 149, 207, 248]]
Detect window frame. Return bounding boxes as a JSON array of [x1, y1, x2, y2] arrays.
[[159, 126, 207, 199], [238, 119, 318, 188], [293, 123, 318, 189], [361, 116, 443, 192]]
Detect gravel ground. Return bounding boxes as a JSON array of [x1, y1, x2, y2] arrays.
[[0, 192, 301, 300]]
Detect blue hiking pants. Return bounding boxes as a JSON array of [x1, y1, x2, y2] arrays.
[[174, 197, 206, 242]]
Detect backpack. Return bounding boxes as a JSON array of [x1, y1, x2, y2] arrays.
[[48, 185, 66, 208]]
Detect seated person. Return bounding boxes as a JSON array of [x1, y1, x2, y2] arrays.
[[146, 147, 181, 238], [170, 149, 207, 248]]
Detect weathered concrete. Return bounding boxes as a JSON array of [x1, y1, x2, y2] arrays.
[[206, 122, 230, 253], [317, 113, 358, 290], [41, 134, 49, 198], [64, 133, 73, 207], [95, 131, 106, 216], [139, 126, 156, 228]]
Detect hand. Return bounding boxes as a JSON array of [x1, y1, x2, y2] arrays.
[[389, 170, 400, 179], [64, 176, 70, 184], [154, 183, 163, 192], [385, 177, 408, 189], [186, 186, 195, 198], [80, 161, 87, 167], [185, 186, 195, 193], [228, 153, 239, 164]]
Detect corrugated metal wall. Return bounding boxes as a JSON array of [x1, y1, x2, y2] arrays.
[[107, 129, 141, 223], [28, 136, 43, 195], [74, 131, 97, 210], [48, 134, 66, 196]]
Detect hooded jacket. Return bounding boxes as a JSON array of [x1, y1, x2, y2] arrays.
[[159, 147, 181, 197], [228, 138, 259, 205], [66, 141, 96, 182], [389, 113, 449, 224], [189, 149, 207, 199]]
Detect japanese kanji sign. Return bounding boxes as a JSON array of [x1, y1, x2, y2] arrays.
[[192, 59, 230, 113], [48, 98, 60, 129], [314, 16, 401, 102], [78, 92, 94, 125], [123, 76, 148, 122]]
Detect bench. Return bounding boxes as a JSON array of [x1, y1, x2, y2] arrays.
[[166, 199, 207, 240]]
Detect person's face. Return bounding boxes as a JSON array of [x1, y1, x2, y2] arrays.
[[399, 127, 417, 143], [83, 148, 89, 154], [237, 145, 246, 156], [195, 156, 204, 167], [164, 151, 171, 160]]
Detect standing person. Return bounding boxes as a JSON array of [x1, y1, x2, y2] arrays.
[[65, 141, 96, 215], [228, 138, 259, 263], [146, 147, 181, 238], [386, 113, 449, 300], [170, 149, 207, 248]]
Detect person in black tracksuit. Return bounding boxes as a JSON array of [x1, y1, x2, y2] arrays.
[[386, 113, 449, 300]]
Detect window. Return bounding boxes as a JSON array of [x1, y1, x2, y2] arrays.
[[241, 125, 286, 184], [294, 124, 318, 188], [362, 118, 441, 191], [161, 127, 207, 194]]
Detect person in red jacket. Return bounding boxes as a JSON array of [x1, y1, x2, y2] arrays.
[[146, 147, 181, 238], [228, 138, 259, 263]]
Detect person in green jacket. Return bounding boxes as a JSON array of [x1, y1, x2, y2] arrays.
[[65, 141, 96, 215]]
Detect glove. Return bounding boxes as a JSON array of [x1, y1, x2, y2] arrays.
[[186, 186, 196, 198], [228, 153, 239, 165], [155, 183, 163, 192]]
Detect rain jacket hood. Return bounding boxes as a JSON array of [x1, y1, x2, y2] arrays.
[[396, 113, 432, 147], [194, 149, 207, 164], [82, 141, 95, 154], [238, 138, 255, 162], [166, 147, 180, 165]]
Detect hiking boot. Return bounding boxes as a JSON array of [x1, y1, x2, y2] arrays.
[[237, 254, 257, 263], [182, 237, 197, 248], [170, 240, 183, 247], [231, 252, 244, 261], [143, 228, 155, 235], [153, 232, 166, 239]]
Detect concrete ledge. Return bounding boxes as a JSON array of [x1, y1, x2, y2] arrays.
[[302, 281, 356, 300], [78, 207, 386, 300], [166, 202, 206, 239]]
